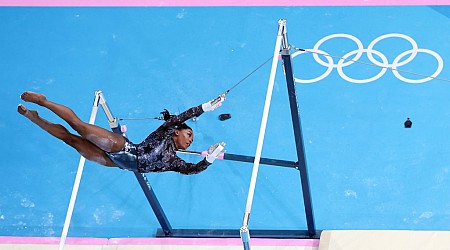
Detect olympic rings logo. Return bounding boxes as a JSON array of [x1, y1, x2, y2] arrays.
[[292, 34, 444, 84]]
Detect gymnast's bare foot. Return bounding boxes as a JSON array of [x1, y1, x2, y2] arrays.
[[17, 104, 39, 120], [20, 91, 47, 105]]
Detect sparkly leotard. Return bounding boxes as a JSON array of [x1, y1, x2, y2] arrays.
[[106, 105, 211, 174]]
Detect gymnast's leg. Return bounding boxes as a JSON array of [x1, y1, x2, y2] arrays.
[[18, 104, 115, 166], [20, 91, 125, 153]]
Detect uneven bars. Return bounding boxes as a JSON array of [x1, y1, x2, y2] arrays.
[[59, 92, 101, 250], [177, 150, 298, 169], [240, 19, 286, 250]]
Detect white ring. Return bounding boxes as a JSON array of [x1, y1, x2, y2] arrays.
[[291, 33, 443, 84], [313, 34, 364, 68], [292, 49, 334, 84], [392, 49, 444, 84], [337, 49, 389, 84], [366, 33, 418, 68]]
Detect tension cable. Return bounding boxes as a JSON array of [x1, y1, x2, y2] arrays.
[[119, 56, 274, 121]]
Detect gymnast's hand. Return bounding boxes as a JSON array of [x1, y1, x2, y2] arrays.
[[205, 142, 226, 163], [202, 94, 225, 112]]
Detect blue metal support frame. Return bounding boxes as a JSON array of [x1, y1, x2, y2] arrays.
[[98, 19, 318, 240], [133, 172, 173, 236], [155, 228, 321, 238], [178, 150, 298, 169], [109, 130, 173, 236], [281, 43, 316, 237], [96, 91, 173, 236], [156, 19, 318, 239]]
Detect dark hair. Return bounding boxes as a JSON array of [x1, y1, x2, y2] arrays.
[[161, 109, 192, 131], [161, 109, 174, 121], [176, 123, 192, 131]]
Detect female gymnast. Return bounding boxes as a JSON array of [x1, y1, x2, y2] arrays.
[[18, 91, 225, 175]]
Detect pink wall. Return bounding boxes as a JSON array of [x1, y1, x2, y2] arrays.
[[0, 236, 320, 247], [0, 0, 449, 6]]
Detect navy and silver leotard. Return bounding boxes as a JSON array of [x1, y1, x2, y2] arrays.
[[106, 105, 211, 175]]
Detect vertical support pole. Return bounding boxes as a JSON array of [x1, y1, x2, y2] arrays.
[[240, 19, 285, 250], [59, 92, 101, 250], [280, 21, 316, 237]]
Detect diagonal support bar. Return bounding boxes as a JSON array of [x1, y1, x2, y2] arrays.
[[95, 90, 173, 236], [280, 23, 316, 237], [133, 172, 173, 236]]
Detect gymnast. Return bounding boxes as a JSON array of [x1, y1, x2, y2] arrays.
[[18, 91, 226, 175]]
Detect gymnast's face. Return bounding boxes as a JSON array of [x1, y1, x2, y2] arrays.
[[173, 128, 194, 150]]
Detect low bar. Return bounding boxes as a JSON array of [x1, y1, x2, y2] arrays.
[[178, 150, 298, 169]]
